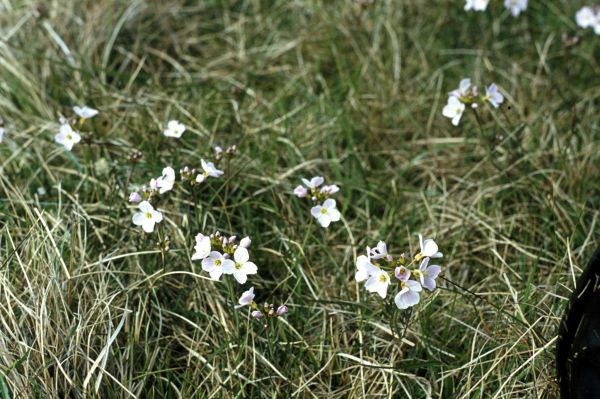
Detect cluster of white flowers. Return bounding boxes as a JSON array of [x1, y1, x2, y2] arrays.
[[294, 176, 341, 228], [129, 167, 176, 233], [179, 146, 234, 186], [442, 78, 504, 126], [465, 0, 527, 16], [192, 233, 289, 319], [54, 105, 98, 151], [129, 147, 230, 233], [191, 232, 257, 283], [576, 6, 600, 34], [237, 287, 288, 319], [355, 235, 442, 310]]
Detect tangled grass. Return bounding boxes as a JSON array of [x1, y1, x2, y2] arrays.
[[0, 1, 599, 397]]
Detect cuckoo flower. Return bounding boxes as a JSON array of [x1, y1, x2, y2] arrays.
[[132, 201, 163, 233], [311, 198, 341, 228]]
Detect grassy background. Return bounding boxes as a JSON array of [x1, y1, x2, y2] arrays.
[[1, 0, 599, 397]]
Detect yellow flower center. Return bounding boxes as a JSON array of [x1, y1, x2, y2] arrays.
[[235, 263, 242, 270], [215, 260, 222, 266], [320, 208, 328, 215], [145, 212, 152, 219], [67, 134, 73, 140], [378, 274, 387, 283]]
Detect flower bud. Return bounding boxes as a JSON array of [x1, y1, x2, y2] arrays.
[[129, 192, 142, 203], [293, 185, 308, 198], [277, 305, 288, 316], [251, 310, 263, 319], [240, 236, 251, 248]]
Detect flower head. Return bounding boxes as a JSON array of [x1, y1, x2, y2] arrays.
[[442, 96, 466, 126], [191, 233, 211, 260], [226, 247, 258, 284], [55, 123, 81, 151], [310, 198, 341, 228], [73, 106, 99, 119], [394, 280, 422, 309], [156, 166, 176, 194], [464, 0, 489, 11], [450, 78, 473, 98], [355, 254, 378, 282], [163, 120, 186, 138], [237, 287, 255, 307], [200, 159, 224, 178], [504, 0, 527, 17], [132, 201, 163, 233], [365, 269, 391, 298], [418, 234, 443, 259], [484, 84, 504, 108], [201, 251, 235, 281], [416, 257, 442, 291]]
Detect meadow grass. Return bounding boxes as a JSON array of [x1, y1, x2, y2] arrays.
[[0, 0, 599, 397]]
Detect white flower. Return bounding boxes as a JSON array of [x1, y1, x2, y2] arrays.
[[418, 234, 443, 258], [191, 233, 211, 260], [227, 247, 258, 284], [196, 159, 224, 182], [416, 257, 442, 291], [310, 198, 341, 228], [301, 176, 324, 189], [320, 184, 340, 195], [239, 236, 251, 248], [132, 201, 163, 233], [0, 126, 4, 142], [364, 269, 391, 299], [355, 254, 378, 282], [201, 251, 234, 281], [442, 96, 466, 126], [369, 241, 388, 260], [293, 185, 308, 198], [464, 0, 489, 11], [394, 280, 422, 309], [156, 166, 176, 194], [163, 120, 186, 138], [576, 6, 596, 29], [504, 0, 527, 17], [55, 124, 81, 151], [73, 106, 99, 119], [450, 78, 472, 98], [484, 84, 504, 108], [237, 287, 255, 307]]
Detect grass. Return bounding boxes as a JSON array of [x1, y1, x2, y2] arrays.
[[0, 0, 599, 397]]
